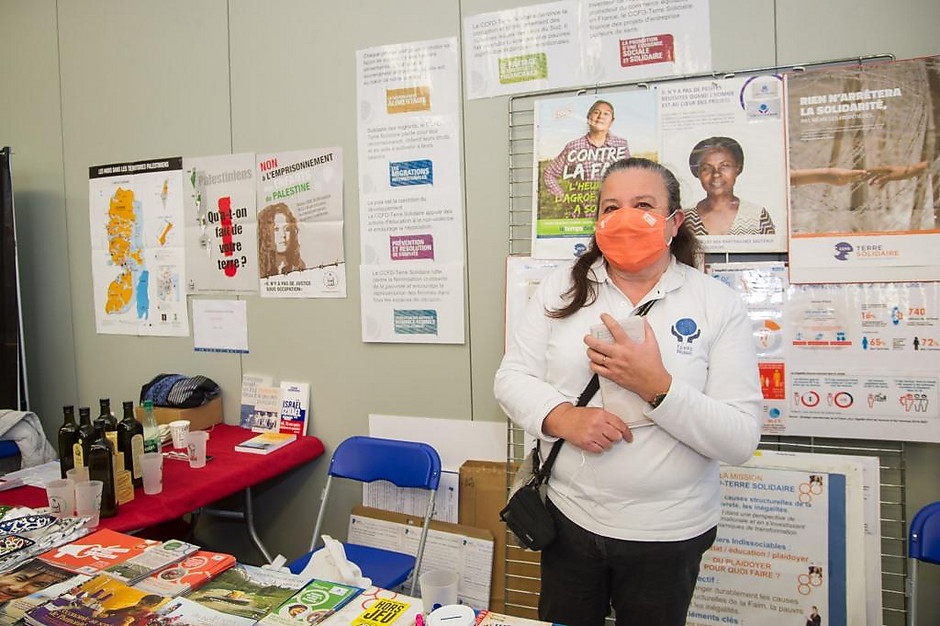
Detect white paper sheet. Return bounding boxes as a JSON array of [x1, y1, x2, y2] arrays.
[[192, 299, 248, 353]]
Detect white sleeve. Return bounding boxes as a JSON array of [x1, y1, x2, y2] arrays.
[[646, 295, 762, 464], [493, 277, 569, 442]]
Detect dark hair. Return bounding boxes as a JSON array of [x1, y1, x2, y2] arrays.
[[688, 136, 744, 177], [587, 99, 615, 118], [258, 202, 305, 278], [547, 158, 700, 319]]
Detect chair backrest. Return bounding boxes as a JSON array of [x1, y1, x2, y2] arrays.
[[328, 436, 441, 490], [909, 501, 940, 564]]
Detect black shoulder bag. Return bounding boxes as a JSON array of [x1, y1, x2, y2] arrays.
[[499, 299, 655, 551]]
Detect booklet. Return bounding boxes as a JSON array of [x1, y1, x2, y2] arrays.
[[153, 597, 250, 626], [186, 563, 307, 624], [240, 374, 273, 430], [24, 574, 170, 626], [234, 432, 297, 455], [102, 539, 199, 585], [0, 573, 90, 626], [257, 579, 362, 626], [38, 529, 159, 575], [589, 317, 655, 429], [134, 550, 236, 597]]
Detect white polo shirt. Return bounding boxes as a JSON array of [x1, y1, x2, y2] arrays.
[[494, 256, 761, 541]]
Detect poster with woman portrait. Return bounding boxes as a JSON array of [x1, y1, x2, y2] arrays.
[[256, 148, 346, 298], [786, 57, 940, 283], [531, 90, 658, 259], [658, 75, 788, 253]]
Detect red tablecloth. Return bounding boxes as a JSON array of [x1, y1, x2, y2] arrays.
[[0, 424, 325, 532]]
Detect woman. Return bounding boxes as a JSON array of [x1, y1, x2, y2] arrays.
[[685, 136, 775, 236], [258, 203, 306, 278], [494, 158, 761, 626]]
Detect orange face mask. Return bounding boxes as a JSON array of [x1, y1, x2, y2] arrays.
[[594, 208, 676, 272]]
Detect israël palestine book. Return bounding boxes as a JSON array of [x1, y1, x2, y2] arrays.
[[103, 539, 199, 585], [185, 563, 307, 625], [277, 382, 309, 437], [133, 551, 237, 597], [25, 574, 170, 626], [37, 529, 159, 575], [258, 579, 362, 626]]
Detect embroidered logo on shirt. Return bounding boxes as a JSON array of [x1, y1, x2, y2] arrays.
[[670, 318, 700, 354]]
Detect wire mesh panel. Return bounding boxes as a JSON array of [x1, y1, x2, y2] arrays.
[[502, 54, 908, 626]]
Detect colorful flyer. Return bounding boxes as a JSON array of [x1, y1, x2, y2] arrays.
[[786, 56, 940, 282], [89, 157, 188, 336], [256, 148, 346, 298], [659, 75, 788, 252], [530, 90, 657, 259], [183, 153, 259, 294]]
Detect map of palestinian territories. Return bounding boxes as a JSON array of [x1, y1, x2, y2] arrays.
[[105, 187, 147, 315]]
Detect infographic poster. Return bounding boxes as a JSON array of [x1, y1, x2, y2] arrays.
[[183, 153, 258, 294], [659, 75, 788, 252], [89, 157, 188, 336], [256, 148, 346, 299], [531, 90, 657, 259], [787, 57, 940, 282], [707, 262, 788, 433], [356, 37, 465, 343], [784, 282, 940, 442], [688, 466, 848, 626]]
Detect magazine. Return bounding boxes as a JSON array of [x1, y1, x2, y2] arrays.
[[38, 529, 158, 575], [185, 564, 306, 623], [0, 574, 90, 626], [24, 574, 170, 626], [133, 551, 236, 598], [148, 597, 247, 626], [103, 540, 199, 585], [0, 560, 74, 610], [258, 579, 362, 626]]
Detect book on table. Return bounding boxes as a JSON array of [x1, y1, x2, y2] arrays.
[[257, 579, 362, 626], [102, 539, 199, 585], [149, 596, 251, 626], [24, 573, 170, 626], [277, 381, 309, 437], [37, 529, 159, 575], [185, 563, 308, 625], [234, 432, 297, 455], [0, 573, 90, 626], [0, 559, 76, 616], [133, 550, 236, 597]]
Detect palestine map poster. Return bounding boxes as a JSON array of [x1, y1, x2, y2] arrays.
[[89, 157, 188, 336]]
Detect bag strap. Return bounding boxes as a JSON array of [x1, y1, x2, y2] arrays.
[[535, 298, 657, 482]]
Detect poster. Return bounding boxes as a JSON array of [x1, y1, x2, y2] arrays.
[[504, 256, 565, 349], [689, 465, 851, 626], [256, 148, 346, 298], [659, 75, 788, 252], [707, 262, 789, 433], [183, 153, 258, 294], [786, 57, 940, 282], [463, 0, 712, 100], [530, 90, 657, 259], [89, 157, 188, 336], [783, 282, 940, 442], [356, 37, 465, 343]]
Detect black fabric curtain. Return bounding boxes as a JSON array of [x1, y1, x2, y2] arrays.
[[0, 147, 22, 409]]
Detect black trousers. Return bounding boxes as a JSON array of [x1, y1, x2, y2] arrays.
[[539, 499, 717, 626]]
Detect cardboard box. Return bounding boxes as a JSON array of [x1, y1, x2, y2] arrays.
[[459, 460, 510, 612], [135, 397, 222, 431]]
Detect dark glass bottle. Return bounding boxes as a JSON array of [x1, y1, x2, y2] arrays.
[[87, 428, 117, 517], [95, 398, 118, 433], [75, 407, 96, 469], [57, 406, 79, 479], [117, 401, 144, 488]]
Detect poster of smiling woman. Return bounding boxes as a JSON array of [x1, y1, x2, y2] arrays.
[[531, 90, 657, 259]]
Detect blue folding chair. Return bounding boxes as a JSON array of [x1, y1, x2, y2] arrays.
[[288, 436, 441, 595], [907, 501, 940, 626]]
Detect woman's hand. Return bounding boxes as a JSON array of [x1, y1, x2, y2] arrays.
[[542, 402, 632, 453], [584, 314, 672, 402]]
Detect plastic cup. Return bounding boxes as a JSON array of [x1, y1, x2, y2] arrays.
[[186, 431, 208, 469], [169, 420, 190, 449], [419, 569, 459, 614], [75, 480, 103, 528], [66, 466, 89, 483], [141, 452, 164, 495], [46, 479, 75, 518]]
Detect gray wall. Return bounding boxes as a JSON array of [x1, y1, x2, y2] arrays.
[[2, 0, 937, 621]]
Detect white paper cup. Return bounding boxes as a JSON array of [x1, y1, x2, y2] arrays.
[[419, 569, 459, 613], [46, 479, 75, 518], [66, 466, 89, 483], [186, 431, 208, 469], [169, 420, 190, 449], [75, 480, 103, 528], [141, 452, 164, 495]]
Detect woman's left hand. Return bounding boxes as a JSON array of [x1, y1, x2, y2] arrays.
[[584, 314, 672, 402]]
